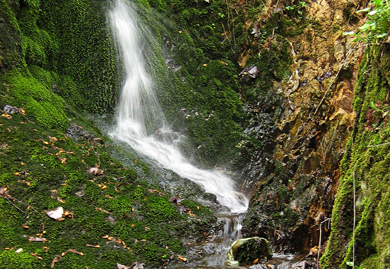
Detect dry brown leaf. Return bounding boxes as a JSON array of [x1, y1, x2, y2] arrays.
[[117, 263, 130, 269], [62, 249, 83, 256], [30, 252, 42, 260], [18, 108, 26, 116], [43, 246, 49, 252], [178, 256, 187, 262], [253, 258, 259, 264], [29, 237, 48, 242], [144, 227, 150, 231], [57, 197, 65, 204], [45, 207, 64, 221], [2, 113, 12, 119], [86, 244, 100, 248], [59, 157, 67, 164], [87, 165, 104, 175], [51, 255, 61, 268], [13, 172, 20, 176], [105, 195, 114, 199], [48, 136, 58, 142], [0, 143, 8, 150], [0, 187, 9, 197]]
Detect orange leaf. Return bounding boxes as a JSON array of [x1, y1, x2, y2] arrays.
[[178, 256, 187, 262], [2, 114, 12, 120]]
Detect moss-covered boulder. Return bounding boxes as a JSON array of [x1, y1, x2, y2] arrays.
[[225, 237, 273, 266]]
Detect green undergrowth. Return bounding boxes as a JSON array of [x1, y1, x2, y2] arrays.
[[0, 106, 215, 268], [321, 45, 390, 268], [0, 0, 118, 114]]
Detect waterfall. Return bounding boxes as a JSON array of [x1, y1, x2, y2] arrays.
[[108, 0, 248, 214]]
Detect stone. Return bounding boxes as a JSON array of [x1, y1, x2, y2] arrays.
[[225, 237, 273, 266], [3, 105, 18, 114]]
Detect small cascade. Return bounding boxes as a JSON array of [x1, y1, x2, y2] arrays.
[[108, 0, 248, 214], [177, 214, 244, 268]]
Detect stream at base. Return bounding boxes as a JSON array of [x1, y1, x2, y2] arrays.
[[171, 214, 304, 269]]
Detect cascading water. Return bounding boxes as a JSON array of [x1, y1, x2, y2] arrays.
[[108, 0, 248, 214], [108, 0, 249, 267], [107, 1, 306, 268]]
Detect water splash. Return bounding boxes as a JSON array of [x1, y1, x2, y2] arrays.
[[108, 0, 248, 213]]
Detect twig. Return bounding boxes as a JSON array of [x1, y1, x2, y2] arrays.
[[367, 141, 390, 148], [5, 197, 26, 214], [317, 217, 331, 269]]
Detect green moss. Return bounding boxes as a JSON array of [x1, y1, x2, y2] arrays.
[[321, 45, 390, 268], [0, 103, 213, 268]]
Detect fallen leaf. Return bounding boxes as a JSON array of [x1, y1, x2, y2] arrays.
[[187, 210, 195, 217], [144, 227, 150, 231], [29, 237, 48, 242], [0, 187, 9, 197], [59, 157, 67, 164], [105, 195, 114, 199], [178, 256, 187, 262], [87, 165, 104, 175], [117, 263, 130, 269], [51, 255, 61, 268], [15, 248, 23, 253], [45, 207, 64, 221], [57, 197, 65, 204], [253, 258, 259, 264], [18, 108, 26, 116], [30, 252, 42, 260], [63, 249, 83, 256], [49, 136, 58, 142], [22, 225, 29, 229], [13, 172, 20, 176], [43, 246, 49, 252], [2, 113, 12, 119], [86, 244, 100, 248]]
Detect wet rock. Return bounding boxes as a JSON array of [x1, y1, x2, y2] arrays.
[[3, 105, 18, 114], [66, 121, 100, 143], [225, 237, 272, 266], [239, 65, 259, 82]]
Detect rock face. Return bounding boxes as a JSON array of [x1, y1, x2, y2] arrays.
[[239, 0, 368, 256], [225, 237, 273, 266]]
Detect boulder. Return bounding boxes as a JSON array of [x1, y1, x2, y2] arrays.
[[225, 237, 273, 266]]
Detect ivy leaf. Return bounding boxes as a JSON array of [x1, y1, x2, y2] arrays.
[[372, 0, 383, 6], [376, 33, 388, 38]]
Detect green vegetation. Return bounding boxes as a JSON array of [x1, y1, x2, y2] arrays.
[[321, 45, 390, 268], [344, 0, 390, 42], [0, 96, 214, 268]]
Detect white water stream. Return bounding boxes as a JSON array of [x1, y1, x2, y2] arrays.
[[108, 0, 248, 214]]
